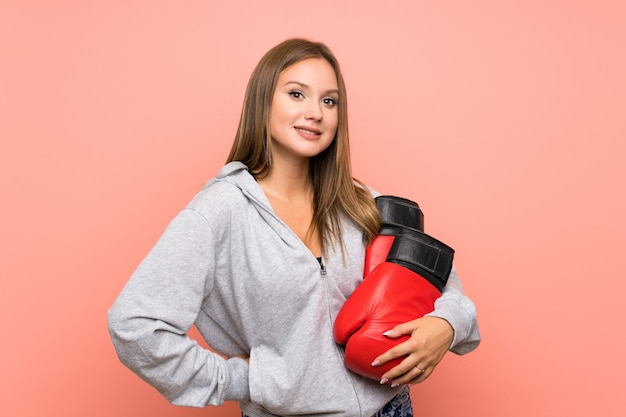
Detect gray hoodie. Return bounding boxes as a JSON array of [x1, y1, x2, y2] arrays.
[[108, 161, 480, 417]]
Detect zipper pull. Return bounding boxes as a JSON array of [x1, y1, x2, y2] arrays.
[[319, 258, 327, 275]]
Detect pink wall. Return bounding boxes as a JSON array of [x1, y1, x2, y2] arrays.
[[2, 1, 625, 416]]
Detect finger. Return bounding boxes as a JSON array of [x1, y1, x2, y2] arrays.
[[382, 320, 419, 338], [390, 365, 429, 387], [409, 368, 434, 385], [372, 336, 418, 367], [379, 351, 428, 384]]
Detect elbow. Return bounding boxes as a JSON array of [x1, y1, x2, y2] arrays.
[[107, 302, 141, 365], [107, 302, 127, 343], [107, 306, 127, 359]]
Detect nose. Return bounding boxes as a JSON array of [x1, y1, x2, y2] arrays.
[[305, 100, 323, 121]]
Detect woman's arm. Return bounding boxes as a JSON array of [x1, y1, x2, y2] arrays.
[[107, 209, 250, 406]]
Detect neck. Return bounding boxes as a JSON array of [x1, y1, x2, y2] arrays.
[[258, 157, 312, 200]]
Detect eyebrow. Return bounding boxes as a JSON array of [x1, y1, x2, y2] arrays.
[[283, 81, 339, 95]]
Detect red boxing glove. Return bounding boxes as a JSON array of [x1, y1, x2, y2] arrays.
[[364, 196, 424, 277], [334, 228, 454, 381]]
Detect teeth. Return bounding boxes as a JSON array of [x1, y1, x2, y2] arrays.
[[297, 128, 320, 135]]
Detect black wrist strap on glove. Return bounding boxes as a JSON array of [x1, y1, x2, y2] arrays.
[[387, 226, 455, 292], [375, 195, 424, 234]]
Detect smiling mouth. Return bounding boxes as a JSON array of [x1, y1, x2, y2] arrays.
[[295, 127, 321, 136]]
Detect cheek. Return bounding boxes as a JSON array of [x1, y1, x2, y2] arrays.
[[327, 112, 339, 135], [270, 100, 296, 126], [268, 104, 287, 136]]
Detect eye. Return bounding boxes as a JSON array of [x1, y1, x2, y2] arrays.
[[322, 96, 338, 107], [288, 90, 305, 99]]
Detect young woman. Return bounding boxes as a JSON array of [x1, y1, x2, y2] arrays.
[[108, 38, 480, 417]]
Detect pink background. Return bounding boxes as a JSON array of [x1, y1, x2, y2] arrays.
[[1, 1, 625, 416]]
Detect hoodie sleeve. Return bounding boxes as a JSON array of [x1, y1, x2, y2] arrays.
[[426, 266, 481, 354], [107, 208, 250, 406]]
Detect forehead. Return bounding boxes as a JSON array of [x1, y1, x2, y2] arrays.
[[277, 58, 338, 89]]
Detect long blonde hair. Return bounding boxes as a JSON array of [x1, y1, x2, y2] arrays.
[[227, 38, 380, 254]]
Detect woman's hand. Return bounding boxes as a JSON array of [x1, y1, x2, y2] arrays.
[[372, 316, 454, 386]]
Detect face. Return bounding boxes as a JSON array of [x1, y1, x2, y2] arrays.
[[269, 58, 339, 164]]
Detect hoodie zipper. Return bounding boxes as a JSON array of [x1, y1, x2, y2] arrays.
[[318, 257, 327, 275]]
